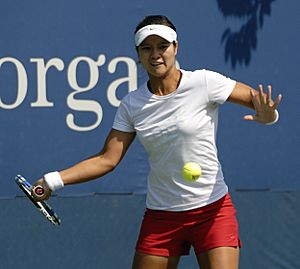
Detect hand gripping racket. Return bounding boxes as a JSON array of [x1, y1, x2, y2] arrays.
[[15, 175, 61, 225]]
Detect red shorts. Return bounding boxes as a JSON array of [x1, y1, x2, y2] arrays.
[[136, 193, 241, 257]]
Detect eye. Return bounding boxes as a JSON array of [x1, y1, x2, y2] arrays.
[[140, 46, 151, 52], [159, 43, 171, 50]]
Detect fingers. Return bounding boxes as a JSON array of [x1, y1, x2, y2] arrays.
[[250, 89, 260, 109], [255, 84, 282, 108], [273, 93, 282, 110], [258, 84, 266, 104], [266, 85, 282, 109], [250, 84, 267, 107], [244, 114, 256, 121], [31, 179, 51, 201], [266, 85, 272, 106], [246, 84, 282, 124]]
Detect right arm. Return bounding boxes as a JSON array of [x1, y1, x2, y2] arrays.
[[60, 129, 136, 185], [33, 129, 136, 199]]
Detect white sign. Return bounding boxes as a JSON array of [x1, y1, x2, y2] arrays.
[[0, 55, 137, 131]]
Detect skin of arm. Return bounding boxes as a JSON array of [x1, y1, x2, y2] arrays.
[[33, 129, 136, 200], [60, 82, 275, 185], [60, 129, 136, 185], [227, 82, 256, 109], [227, 82, 282, 123], [33, 82, 281, 201]]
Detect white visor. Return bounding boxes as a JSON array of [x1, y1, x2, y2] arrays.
[[135, 24, 177, 46]]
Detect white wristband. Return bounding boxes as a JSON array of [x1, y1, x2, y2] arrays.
[[44, 171, 64, 191], [265, 110, 279, 125]]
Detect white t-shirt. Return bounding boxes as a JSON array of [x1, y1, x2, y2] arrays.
[[113, 69, 236, 211]]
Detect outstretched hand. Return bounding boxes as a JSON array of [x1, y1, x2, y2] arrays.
[[244, 84, 282, 124]]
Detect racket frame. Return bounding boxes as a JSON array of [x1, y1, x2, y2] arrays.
[[15, 174, 61, 225]]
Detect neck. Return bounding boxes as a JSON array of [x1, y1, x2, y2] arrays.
[[148, 68, 182, 96]]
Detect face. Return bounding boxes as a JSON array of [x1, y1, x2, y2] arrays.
[[137, 35, 178, 78]]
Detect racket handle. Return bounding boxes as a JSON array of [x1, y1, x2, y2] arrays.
[[33, 185, 46, 197]]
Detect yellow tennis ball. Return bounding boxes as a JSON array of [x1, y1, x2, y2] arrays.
[[182, 162, 202, 181]]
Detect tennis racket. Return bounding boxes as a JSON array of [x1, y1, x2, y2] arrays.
[[15, 174, 61, 225]]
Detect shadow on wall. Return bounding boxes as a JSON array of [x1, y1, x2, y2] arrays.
[[217, 0, 275, 69]]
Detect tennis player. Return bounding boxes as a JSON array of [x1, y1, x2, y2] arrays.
[[33, 15, 282, 269]]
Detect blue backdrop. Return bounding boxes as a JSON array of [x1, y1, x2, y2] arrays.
[[1, 1, 300, 269], [1, 0, 299, 195]]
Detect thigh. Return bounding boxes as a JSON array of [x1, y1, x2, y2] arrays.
[[196, 247, 239, 269], [136, 209, 191, 256], [132, 252, 180, 269], [191, 193, 241, 253]]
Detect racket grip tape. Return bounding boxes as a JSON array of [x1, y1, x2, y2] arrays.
[[33, 185, 45, 197]]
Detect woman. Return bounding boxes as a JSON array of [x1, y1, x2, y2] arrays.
[[33, 15, 282, 269]]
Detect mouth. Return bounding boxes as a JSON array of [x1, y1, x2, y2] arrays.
[[150, 62, 163, 67]]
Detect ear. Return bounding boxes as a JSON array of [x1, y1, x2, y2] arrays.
[[174, 41, 179, 55], [136, 47, 142, 62]]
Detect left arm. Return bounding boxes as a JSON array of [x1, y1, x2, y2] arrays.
[[227, 82, 282, 124]]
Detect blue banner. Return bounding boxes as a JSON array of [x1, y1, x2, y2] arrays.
[[1, 0, 299, 197]]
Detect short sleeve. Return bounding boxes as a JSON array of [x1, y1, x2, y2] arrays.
[[204, 70, 236, 104], [112, 96, 135, 133]]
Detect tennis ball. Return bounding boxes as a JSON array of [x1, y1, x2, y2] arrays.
[[182, 162, 202, 181]]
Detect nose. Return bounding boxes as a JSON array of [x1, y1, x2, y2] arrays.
[[150, 48, 160, 60]]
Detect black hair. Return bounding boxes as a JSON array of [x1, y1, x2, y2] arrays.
[[134, 15, 176, 34]]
